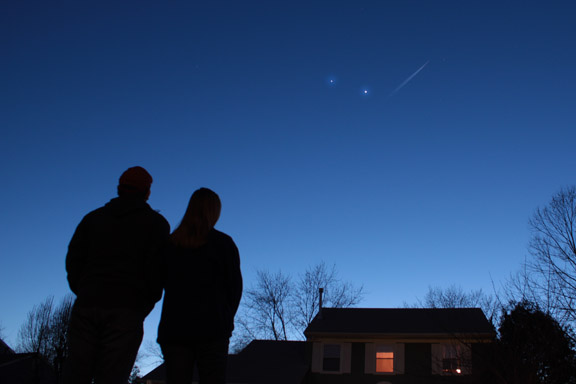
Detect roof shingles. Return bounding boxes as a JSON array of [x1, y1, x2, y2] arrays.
[[304, 308, 495, 337]]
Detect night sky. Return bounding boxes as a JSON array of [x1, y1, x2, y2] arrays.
[[2, 0, 575, 373]]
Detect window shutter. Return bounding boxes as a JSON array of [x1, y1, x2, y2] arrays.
[[431, 344, 442, 375], [341, 343, 352, 373], [460, 343, 472, 375], [393, 343, 405, 374], [312, 342, 322, 373], [364, 343, 375, 374]]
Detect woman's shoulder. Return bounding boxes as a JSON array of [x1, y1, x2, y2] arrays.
[[210, 228, 234, 242], [210, 229, 238, 251]]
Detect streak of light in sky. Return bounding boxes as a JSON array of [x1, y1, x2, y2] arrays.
[[388, 60, 430, 98]]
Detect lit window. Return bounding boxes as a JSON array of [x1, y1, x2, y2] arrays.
[[376, 345, 394, 373], [323, 344, 341, 372]]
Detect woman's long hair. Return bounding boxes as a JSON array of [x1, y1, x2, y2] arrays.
[[171, 188, 221, 248]]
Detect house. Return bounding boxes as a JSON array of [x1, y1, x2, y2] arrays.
[[304, 307, 496, 383], [0, 338, 14, 355], [0, 338, 57, 384], [142, 307, 495, 384], [141, 340, 309, 384]]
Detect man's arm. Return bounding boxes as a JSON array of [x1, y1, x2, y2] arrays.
[[226, 239, 243, 316], [144, 217, 171, 309], [66, 218, 90, 295]]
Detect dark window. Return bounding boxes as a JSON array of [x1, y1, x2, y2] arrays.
[[323, 344, 341, 372], [442, 344, 463, 374], [442, 357, 460, 373]]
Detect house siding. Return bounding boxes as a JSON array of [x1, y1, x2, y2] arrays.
[[306, 342, 489, 384], [307, 373, 486, 384], [306, 373, 484, 384]]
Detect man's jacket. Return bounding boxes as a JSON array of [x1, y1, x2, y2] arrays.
[[66, 197, 170, 316]]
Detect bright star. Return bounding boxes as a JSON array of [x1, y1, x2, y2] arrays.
[[325, 75, 338, 87]]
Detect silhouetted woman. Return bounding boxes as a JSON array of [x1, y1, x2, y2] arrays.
[[157, 188, 242, 384]]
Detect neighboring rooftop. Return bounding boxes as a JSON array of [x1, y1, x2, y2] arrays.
[[142, 340, 308, 384], [305, 307, 495, 338], [228, 340, 308, 384], [0, 338, 15, 355]]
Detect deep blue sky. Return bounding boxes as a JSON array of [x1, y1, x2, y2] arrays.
[[2, 0, 575, 372]]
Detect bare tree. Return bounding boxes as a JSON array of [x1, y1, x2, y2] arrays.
[[242, 270, 294, 341], [18, 296, 54, 357], [525, 186, 576, 327], [139, 340, 165, 371], [294, 261, 364, 332], [128, 363, 141, 384], [232, 262, 364, 350], [503, 258, 551, 317], [0, 321, 6, 340], [50, 295, 74, 379], [407, 285, 501, 323], [17, 295, 74, 380], [231, 315, 260, 353]]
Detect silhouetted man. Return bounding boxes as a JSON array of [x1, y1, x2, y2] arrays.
[[63, 166, 170, 384]]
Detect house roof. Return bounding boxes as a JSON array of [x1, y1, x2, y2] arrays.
[[0, 338, 15, 355], [0, 353, 57, 384], [142, 340, 308, 384], [228, 340, 308, 384], [304, 308, 495, 338]]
